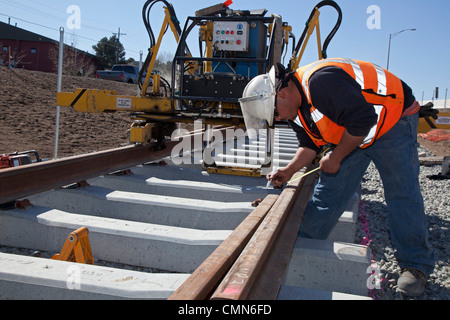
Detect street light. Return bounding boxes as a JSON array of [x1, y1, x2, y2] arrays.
[[386, 28, 416, 70]]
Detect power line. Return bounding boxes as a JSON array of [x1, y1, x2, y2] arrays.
[[0, 12, 59, 32], [2, 0, 118, 34], [0, 0, 146, 55], [0, 13, 142, 55], [0, 0, 63, 23]]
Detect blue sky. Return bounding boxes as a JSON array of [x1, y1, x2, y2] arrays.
[[1, 0, 449, 100]]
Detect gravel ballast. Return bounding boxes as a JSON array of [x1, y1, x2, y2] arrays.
[[356, 147, 449, 300]]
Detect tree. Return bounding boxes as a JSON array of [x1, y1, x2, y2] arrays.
[[152, 51, 173, 81], [49, 45, 96, 77], [0, 43, 27, 68], [92, 35, 126, 69]]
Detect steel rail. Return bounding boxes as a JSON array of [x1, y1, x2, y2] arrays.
[[168, 194, 279, 300], [210, 164, 316, 300], [246, 166, 317, 299], [0, 144, 170, 205], [0, 128, 228, 204], [168, 164, 317, 300]]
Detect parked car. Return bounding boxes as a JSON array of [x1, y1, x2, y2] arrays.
[[96, 64, 140, 83]]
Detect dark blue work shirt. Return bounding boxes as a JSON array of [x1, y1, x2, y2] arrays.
[[288, 66, 416, 153]]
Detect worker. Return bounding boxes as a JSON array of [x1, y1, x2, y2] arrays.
[[239, 58, 435, 297]]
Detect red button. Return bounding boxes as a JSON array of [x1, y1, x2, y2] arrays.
[[236, 40, 241, 45]]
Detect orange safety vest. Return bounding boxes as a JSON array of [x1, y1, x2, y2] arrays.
[[294, 58, 405, 149]]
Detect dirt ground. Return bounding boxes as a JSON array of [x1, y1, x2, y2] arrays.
[[0, 66, 137, 159], [417, 136, 450, 158], [1, 66, 449, 160]]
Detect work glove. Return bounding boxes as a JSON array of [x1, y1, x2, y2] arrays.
[[419, 102, 439, 120]]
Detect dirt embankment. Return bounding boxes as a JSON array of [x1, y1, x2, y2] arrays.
[[0, 66, 137, 159]]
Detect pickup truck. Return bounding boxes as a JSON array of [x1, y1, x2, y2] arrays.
[[96, 64, 140, 84]]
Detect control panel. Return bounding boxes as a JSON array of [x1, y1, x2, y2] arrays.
[[213, 21, 249, 52]]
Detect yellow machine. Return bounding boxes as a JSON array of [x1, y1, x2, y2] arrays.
[[57, 0, 342, 175]]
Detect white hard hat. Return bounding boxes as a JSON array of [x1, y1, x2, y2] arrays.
[[239, 66, 276, 139]]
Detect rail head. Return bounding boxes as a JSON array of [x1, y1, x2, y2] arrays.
[[0, 127, 232, 204], [168, 165, 317, 300]]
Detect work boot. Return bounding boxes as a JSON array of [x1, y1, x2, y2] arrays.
[[397, 268, 427, 297]]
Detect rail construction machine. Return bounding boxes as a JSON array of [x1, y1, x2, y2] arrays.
[[57, 0, 342, 176]]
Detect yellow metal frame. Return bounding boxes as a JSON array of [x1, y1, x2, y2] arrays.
[[290, 8, 323, 69], [140, 5, 199, 97], [141, 7, 180, 96], [52, 227, 94, 264], [57, 89, 172, 114], [152, 73, 161, 95], [130, 122, 155, 145], [200, 21, 214, 73]]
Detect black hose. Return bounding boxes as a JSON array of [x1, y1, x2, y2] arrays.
[[139, 0, 181, 92], [292, 0, 342, 64], [317, 1, 342, 59]]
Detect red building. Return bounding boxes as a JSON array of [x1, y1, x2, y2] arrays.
[[0, 21, 98, 74]]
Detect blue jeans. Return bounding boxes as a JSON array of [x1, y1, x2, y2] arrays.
[[298, 113, 435, 275]]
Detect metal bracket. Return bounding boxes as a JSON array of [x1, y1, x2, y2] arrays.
[[52, 227, 94, 265]]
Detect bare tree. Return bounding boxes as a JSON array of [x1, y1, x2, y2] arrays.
[[0, 42, 28, 68], [49, 44, 96, 77]]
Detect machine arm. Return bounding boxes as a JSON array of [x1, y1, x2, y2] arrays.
[[139, 0, 184, 96], [289, 0, 342, 70]]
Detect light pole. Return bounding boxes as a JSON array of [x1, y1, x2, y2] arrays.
[[386, 28, 416, 70]]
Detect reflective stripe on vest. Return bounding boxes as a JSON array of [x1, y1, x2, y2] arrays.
[[362, 105, 384, 146], [294, 58, 404, 149]]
